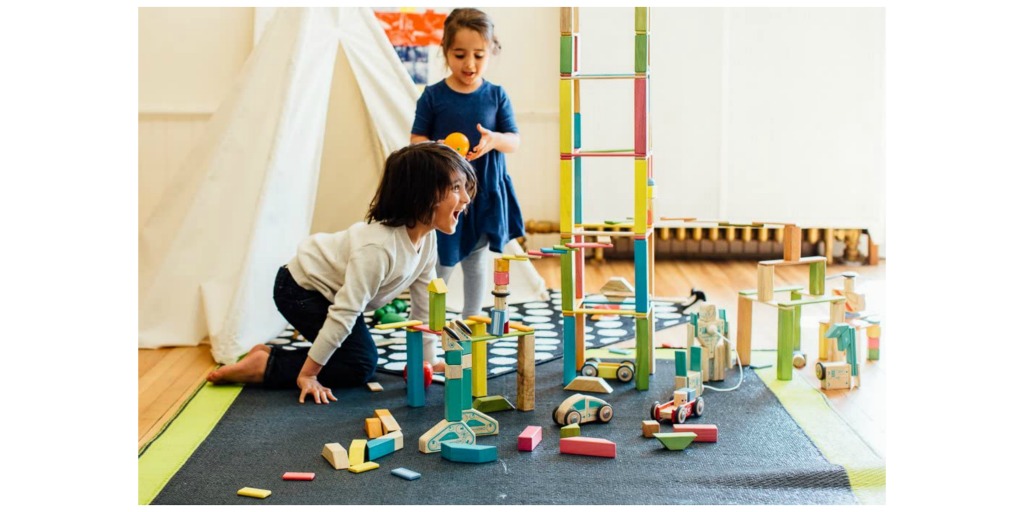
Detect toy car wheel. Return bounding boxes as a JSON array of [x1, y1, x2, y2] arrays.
[[674, 405, 687, 424], [584, 357, 601, 365], [693, 396, 705, 418], [598, 404, 613, 423], [552, 406, 560, 424], [616, 364, 634, 382], [581, 363, 599, 377], [815, 362, 826, 381], [650, 401, 661, 421], [565, 410, 582, 425], [621, 360, 636, 371]]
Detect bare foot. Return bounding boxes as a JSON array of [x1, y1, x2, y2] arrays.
[[207, 345, 271, 384], [431, 360, 446, 373]]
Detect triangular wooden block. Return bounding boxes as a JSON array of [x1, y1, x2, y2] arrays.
[[653, 432, 698, 451], [321, 442, 349, 470], [564, 376, 613, 394], [472, 395, 516, 413]]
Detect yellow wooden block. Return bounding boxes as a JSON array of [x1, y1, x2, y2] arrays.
[[349, 439, 367, 466], [634, 159, 648, 234], [237, 487, 271, 499], [495, 258, 510, 273], [428, 278, 447, 294], [347, 461, 380, 474], [560, 159, 574, 232]]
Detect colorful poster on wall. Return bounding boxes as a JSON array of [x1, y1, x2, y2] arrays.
[[374, 8, 447, 86]]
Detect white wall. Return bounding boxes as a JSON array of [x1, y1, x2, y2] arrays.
[[139, 7, 886, 251]]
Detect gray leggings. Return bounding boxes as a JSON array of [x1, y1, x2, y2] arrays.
[[436, 236, 490, 318]]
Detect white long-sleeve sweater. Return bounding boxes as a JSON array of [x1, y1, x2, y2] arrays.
[[286, 222, 437, 366]]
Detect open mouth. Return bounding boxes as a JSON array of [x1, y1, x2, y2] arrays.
[[452, 209, 463, 222]]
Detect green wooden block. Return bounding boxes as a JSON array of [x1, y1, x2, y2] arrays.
[[560, 424, 581, 438], [473, 395, 515, 413], [610, 348, 632, 356], [689, 345, 702, 373], [653, 432, 697, 451], [560, 35, 573, 74], [809, 260, 826, 296], [790, 290, 802, 352], [674, 350, 687, 376], [635, 7, 648, 33], [635, 34, 648, 73], [777, 307, 796, 381], [429, 293, 446, 331], [636, 317, 650, 391], [868, 348, 880, 360]]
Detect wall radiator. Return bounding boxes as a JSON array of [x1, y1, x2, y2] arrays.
[[523, 220, 879, 265]]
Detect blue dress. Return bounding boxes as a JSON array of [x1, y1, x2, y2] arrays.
[[412, 80, 525, 267]]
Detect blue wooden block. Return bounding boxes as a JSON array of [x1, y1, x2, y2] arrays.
[[489, 308, 508, 336], [563, 316, 577, 387], [406, 330, 425, 408], [440, 442, 498, 464], [391, 467, 421, 481], [366, 436, 396, 461]]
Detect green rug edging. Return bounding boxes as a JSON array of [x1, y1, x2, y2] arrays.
[[751, 350, 886, 505], [138, 383, 243, 505]]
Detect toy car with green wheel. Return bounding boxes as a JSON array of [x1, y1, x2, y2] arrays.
[[552, 393, 614, 426], [580, 357, 635, 383]]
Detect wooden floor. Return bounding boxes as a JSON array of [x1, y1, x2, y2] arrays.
[[138, 257, 886, 458]]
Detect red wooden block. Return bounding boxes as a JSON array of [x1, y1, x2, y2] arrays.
[[559, 436, 616, 458], [282, 472, 316, 481], [672, 424, 718, 442], [518, 425, 542, 451]]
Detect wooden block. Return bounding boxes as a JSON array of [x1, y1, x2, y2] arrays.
[[654, 432, 698, 451], [560, 423, 581, 438], [560, 7, 573, 34], [321, 442, 349, 470], [365, 417, 383, 439], [347, 461, 380, 474], [375, 409, 401, 433], [560, 35, 573, 74], [349, 439, 366, 466], [419, 420, 476, 453], [517, 333, 536, 411], [642, 420, 660, 438], [473, 395, 516, 413], [282, 472, 315, 481], [816, 361, 851, 390], [237, 487, 271, 499], [366, 433, 399, 461], [366, 382, 383, 392], [672, 424, 718, 442], [559, 436, 616, 458], [495, 257, 510, 273], [757, 264, 775, 302], [635, 6, 648, 33], [441, 442, 498, 463], [564, 376, 613, 394], [518, 426, 542, 451], [391, 467, 421, 481], [782, 225, 802, 261], [635, 33, 648, 73]]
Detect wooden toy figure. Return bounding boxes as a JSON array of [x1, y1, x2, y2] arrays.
[[688, 304, 732, 382], [825, 323, 859, 388]]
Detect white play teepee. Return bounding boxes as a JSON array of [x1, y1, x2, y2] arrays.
[[139, 7, 547, 364]]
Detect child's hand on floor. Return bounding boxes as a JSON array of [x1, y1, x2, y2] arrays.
[[297, 375, 338, 404]]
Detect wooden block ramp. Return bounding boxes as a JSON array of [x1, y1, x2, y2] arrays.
[[559, 437, 616, 458]]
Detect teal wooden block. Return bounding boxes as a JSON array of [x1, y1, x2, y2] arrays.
[[406, 330, 425, 408], [444, 375, 462, 422], [441, 442, 498, 463], [609, 348, 632, 356], [674, 350, 687, 377], [366, 437, 396, 461], [563, 313, 577, 387], [689, 345, 702, 372], [634, 238, 649, 313]]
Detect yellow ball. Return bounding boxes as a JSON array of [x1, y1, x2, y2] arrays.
[[444, 132, 470, 157]]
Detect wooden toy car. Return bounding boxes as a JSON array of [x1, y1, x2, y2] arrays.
[[552, 393, 614, 426], [650, 391, 704, 424], [580, 358, 635, 383]]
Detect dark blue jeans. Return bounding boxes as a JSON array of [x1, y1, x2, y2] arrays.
[[263, 266, 378, 389]]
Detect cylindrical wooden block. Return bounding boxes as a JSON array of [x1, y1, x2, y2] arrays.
[[517, 334, 535, 411]]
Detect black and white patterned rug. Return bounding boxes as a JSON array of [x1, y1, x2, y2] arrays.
[[267, 289, 693, 381]]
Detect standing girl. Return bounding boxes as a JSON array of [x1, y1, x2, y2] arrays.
[[207, 143, 476, 404], [410, 8, 524, 322]]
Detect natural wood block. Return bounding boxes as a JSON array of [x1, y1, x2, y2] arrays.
[[321, 442, 349, 470], [564, 376, 613, 394], [366, 382, 383, 392], [642, 420, 660, 438], [375, 409, 401, 433]]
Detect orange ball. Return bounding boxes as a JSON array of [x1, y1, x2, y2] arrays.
[[444, 132, 470, 157]]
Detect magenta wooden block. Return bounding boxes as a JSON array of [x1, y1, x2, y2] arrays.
[[518, 425, 542, 451]]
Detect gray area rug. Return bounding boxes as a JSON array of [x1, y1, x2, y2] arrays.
[[152, 358, 855, 505]]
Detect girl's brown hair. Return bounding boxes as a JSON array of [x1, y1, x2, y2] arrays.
[[366, 143, 477, 228], [441, 8, 501, 58]]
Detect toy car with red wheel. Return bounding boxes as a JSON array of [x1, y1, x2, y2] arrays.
[[552, 393, 614, 426], [650, 389, 704, 424], [580, 357, 635, 383]]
